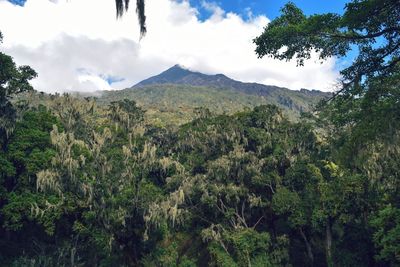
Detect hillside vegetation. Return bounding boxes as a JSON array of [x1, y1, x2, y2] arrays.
[[1, 0, 399, 266], [95, 65, 330, 125], [1, 90, 399, 266], [97, 83, 327, 125]]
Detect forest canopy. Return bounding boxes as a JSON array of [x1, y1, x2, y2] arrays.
[[0, 0, 399, 266]]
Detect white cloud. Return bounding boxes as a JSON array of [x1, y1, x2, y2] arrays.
[[200, 1, 225, 22], [0, 0, 339, 92]]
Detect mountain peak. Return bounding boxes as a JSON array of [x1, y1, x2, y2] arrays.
[[134, 65, 275, 96], [134, 64, 198, 87], [134, 64, 235, 87], [171, 64, 190, 70], [124, 65, 331, 117], [132, 65, 329, 102], [163, 64, 194, 76]]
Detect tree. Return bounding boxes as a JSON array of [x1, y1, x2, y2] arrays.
[[254, 0, 400, 89], [0, 31, 37, 144], [370, 205, 400, 265], [108, 99, 144, 131], [254, 1, 400, 264], [116, 0, 146, 37], [253, 0, 400, 142]]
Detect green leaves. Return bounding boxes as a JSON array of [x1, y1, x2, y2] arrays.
[[254, 4, 400, 264], [0, 33, 37, 141], [205, 228, 289, 267], [370, 205, 400, 265], [254, 2, 345, 66], [0, 81, 396, 265], [255, 0, 400, 81], [2, 192, 62, 235], [0, 53, 37, 97]]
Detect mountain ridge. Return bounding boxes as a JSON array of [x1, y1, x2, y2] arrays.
[[95, 65, 331, 125], [133, 64, 327, 97]]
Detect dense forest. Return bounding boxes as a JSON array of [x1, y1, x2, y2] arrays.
[[1, 0, 399, 266]]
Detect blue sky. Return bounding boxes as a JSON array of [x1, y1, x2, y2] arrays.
[[180, 0, 348, 20], [7, 0, 25, 6], [191, 0, 356, 67], [8, 0, 350, 18], [189, 0, 354, 73]]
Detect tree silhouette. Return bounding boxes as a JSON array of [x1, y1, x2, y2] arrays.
[[116, 0, 146, 37]]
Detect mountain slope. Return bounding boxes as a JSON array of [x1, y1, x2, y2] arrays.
[[135, 64, 281, 96], [98, 65, 331, 125], [134, 65, 328, 99]]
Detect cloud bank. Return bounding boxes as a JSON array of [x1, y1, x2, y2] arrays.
[[0, 0, 339, 92]]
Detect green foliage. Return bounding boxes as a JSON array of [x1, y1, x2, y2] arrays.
[[206, 230, 290, 267], [0, 32, 37, 141], [254, 0, 400, 81], [7, 108, 59, 188], [254, 1, 400, 173], [0, 152, 15, 197], [98, 83, 328, 126], [0, 3, 398, 265], [142, 236, 197, 267], [254, 2, 400, 265], [2, 192, 62, 235], [1, 12, 399, 265], [207, 242, 238, 267], [370, 205, 400, 265], [0, 91, 394, 266]]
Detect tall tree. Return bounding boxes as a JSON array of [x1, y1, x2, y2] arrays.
[[253, 0, 400, 142], [254, 1, 400, 265], [254, 0, 400, 89], [0, 31, 37, 144]]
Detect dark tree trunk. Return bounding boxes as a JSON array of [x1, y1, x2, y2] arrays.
[[325, 218, 333, 267], [300, 228, 314, 266]]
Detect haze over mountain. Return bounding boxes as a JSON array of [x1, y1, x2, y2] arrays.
[[98, 65, 331, 125]]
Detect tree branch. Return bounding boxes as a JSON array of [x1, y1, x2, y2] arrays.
[[326, 27, 400, 41], [252, 216, 264, 229]]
